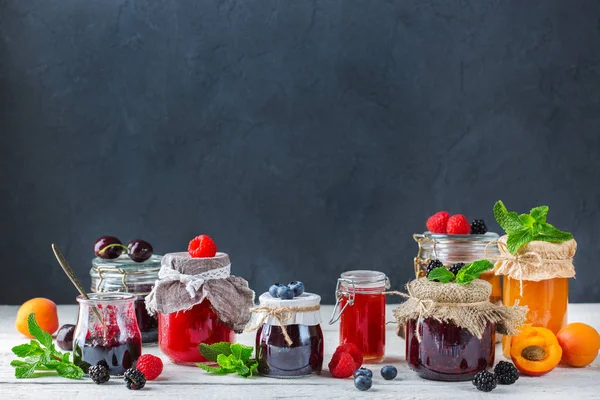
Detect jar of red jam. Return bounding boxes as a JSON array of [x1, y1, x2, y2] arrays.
[[406, 318, 495, 381], [158, 299, 235, 365], [90, 255, 161, 343], [73, 293, 142, 375], [330, 270, 390, 363], [254, 292, 324, 378]]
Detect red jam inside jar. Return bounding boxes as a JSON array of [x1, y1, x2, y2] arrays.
[[406, 318, 495, 381], [333, 270, 388, 363], [158, 299, 234, 364]]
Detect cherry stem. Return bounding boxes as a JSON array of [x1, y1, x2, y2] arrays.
[[99, 244, 129, 255]]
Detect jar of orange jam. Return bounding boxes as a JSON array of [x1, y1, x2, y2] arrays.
[[329, 270, 390, 363], [494, 237, 576, 357], [413, 232, 502, 304]]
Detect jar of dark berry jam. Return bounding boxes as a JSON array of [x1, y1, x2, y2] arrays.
[[73, 293, 142, 376], [406, 318, 495, 381], [90, 255, 162, 343], [413, 232, 502, 304], [254, 292, 324, 378], [330, 270, 390, 363]]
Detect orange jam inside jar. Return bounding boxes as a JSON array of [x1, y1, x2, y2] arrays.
[[413, 232, 502, 304], [501, 277, 568, 358], [330, 270, 389, 363]]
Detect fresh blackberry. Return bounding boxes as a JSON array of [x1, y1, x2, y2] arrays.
[[472, 370, 497, 392], [425, 259, 444, 277], [97, 360, 109, 370], [471, 219, 488, 234], [89, 363, 110, 384], [448, 263, 465, 276], [124, 368, 146, 390], [494, 361, 519, 385]]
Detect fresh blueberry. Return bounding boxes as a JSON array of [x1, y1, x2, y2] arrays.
[[287, 281, 305, 296], [380, 365, 398, 380], [277, 286, 295, 300], [268, 284, 283, 297], [353, 367, 373, 379], [354, 375, 372, 391]]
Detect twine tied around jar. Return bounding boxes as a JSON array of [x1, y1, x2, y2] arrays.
[[484, 240, 575, 296], [246, 304, 321, 345]]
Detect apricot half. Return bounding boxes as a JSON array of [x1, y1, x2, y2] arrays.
[[510, 326, 562, 376]]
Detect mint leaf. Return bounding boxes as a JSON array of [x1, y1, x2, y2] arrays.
[[426, 267, 455, 283], [236, 364, 250, 377], [506, 229, 535, 254], [11, 360, 33, 367], [15, 362, 39, 379], [494, 200, 525, 234], [62, 353, 71, 363], [530, 206, 549, 223], [27, 314, 53, 348], [455, 260, 494, 284], [199, 342, 232, 362], [55, 363, 84, 379], [197, 363, 228, 374], [12, 343, 43, 358], [534, 223, 574, 242], [230, 343, 253, 363], [518, 214, 535, 228]]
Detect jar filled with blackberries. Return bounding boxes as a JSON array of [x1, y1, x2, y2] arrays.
[[90, 255, 162, 343]]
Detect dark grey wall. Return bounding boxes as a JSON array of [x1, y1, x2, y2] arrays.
[[2, 0, 600, 304]]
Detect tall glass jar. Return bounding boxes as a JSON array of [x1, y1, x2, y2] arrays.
[[158, 299, 235, 365], [255, 292, 324, 378], [73, 293, 142, 375], [414, 232, 502, 304], [90, 254, 162, 343], [330, 270, 390, 363]]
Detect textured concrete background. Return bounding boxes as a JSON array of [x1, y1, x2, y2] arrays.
[[1, 0, 599, 304]]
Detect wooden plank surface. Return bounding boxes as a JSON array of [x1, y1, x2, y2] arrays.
[[1, 304, 599, 399]]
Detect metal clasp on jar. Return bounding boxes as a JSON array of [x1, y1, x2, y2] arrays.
[[93, 266, 152, 297], [413, 234, 438, 278], [328, 276, 391, 324]]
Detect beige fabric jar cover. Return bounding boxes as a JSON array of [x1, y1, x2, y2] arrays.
[[392, 278, 528, 341], [493, 235, 576, 284]]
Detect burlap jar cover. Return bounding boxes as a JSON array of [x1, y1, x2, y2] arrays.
[[392, 278, 528, 341], [491, 236, 576, 294], [145, 252, 255, 333]]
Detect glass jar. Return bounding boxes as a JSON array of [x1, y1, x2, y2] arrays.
[[255, 292, 324, 378], [158, 299, 235, 365], [330, 270, 389, 363], [501, 277, 568, 357], [406, 318, 495, 381], [90, 255, 162, 344], [414, 232, 502, 304], [73, 293, 142, 375]]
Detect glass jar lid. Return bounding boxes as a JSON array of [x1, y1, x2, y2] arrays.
[[257, 292, 322, 326], [340, 270, 388, 289]]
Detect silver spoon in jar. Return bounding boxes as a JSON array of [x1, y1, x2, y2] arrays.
[[51, 244, 105, 327]]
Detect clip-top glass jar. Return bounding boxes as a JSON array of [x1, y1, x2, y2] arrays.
[[90, 254, 162, 343], [414, 232, 502, 304], [330, 270, 390, 363], [73, 293, 142, 375], [255, 292, 324, 378]]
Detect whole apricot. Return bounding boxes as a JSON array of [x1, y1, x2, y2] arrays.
[[15, 298, 59, 337], [556, 323, 600, 367]]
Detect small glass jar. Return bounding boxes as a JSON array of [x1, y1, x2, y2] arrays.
[[90, 255, 162, 343], [255, 292, 324, 378], [414, 232, 502, 304], [73, 293, 142, 375], [158, 299, 235, 365], [501, 277, 568, 357], [330, 270, 389, 363], [406, 318, 495, 381]]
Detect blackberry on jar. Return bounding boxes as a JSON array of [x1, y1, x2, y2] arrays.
[[470, 219, 488, 235], [425, 259, 444, 277], [448, 263, 465, 276]]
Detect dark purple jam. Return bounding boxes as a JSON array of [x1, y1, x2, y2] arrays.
[[406, 318, 495, 381], [256, 324, 323, 378], [135, 299, 158, 343], [74, 337, 142, 376]]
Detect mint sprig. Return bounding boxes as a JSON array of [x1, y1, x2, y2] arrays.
[[198, 342, 258, 378], [11, 313, 84, 379], [427, 260, 494, 285], [494, 201, 573, 254]]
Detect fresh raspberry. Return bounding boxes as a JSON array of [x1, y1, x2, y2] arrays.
[[426, 211, 450, 234], [446, 214, 471, 234], [328, 351, 356, 378], [135, 354, 163, 381], [337, 343, 363, 367], [188, 234, 217, 258]]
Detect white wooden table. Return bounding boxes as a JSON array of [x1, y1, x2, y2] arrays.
[[1, 304, 599, 399]]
